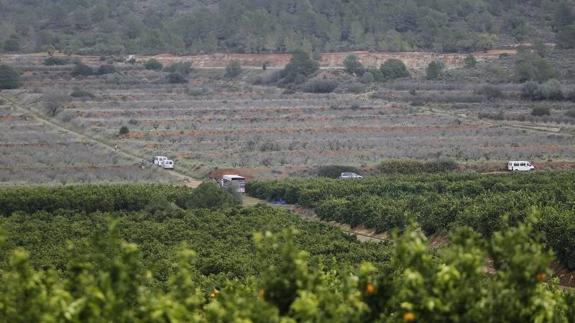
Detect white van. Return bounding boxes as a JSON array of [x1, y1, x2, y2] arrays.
[[508, 161, 535, 171], [153, 156, 168, 166], [162, 160, 174, 169], [219, 175, 246, 193]]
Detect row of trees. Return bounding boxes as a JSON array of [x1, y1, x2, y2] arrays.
[[0, 0, 574, 55]]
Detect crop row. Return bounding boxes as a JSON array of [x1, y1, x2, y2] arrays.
[[248, 171, 575, 270]]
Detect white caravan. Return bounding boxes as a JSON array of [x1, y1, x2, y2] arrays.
[[153, 156, 168, 166], [219, 175, 246, 193], [508, 161, 535, 171]]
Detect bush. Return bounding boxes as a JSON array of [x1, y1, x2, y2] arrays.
[[360, 71, 374, 84], [475, 85, 504, 99], [426, 61, 445, 80], [317, 165, 361, 178], [515, 52, 557, 82], [280, 50, 319, 84], [70, 88, 95, 99], [167, 72, 187, 84], [3, 37, 20, 52], [43, 57, 70, 66], [565, 109, 575, 118], [531, 107, 551, 116], [164, 62, 192, 76], [224, 60, 242, 78], [522, 79, 563, 100], [42, 92, 69, 117], [557, 24, 575, 49], [380, 59, 410, 81], [464, 54, 477, 68], [302, 79, 338, 93], [97, 64, 117, 75], [0, 64, 20, 89], [71, 62, 94, 77], [119, 126, 130, 136], [343, 55, 365, 76], [144, 59, 163, 70], [377, 159, 457, 174]]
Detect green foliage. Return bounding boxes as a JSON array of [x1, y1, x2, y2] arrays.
[[280, 50, 319, 84], [531, 106, 551, 116], [70, 87, 95, 99], [557, 25, 575, 49], [97, 64, 117, 75], [317, 165, 361, 178], [377, 159, 458, 174], [144, 59, 163, 71], [515, 52, 557, 83], [3, 37, 20, 52], [523, 79, 564, 101], [360, 71, 375, 84], [224, 60, 242, 78], [0, 64, 20, 89], [167, 73, 187, 84], [248, 171, 575, 270], [464, 54, 477, 68], [475, 85, 504, 99], [164, 62, 192, 76], [43, 57, 70, 66], [565, 108, 575, 118], [302, 79, 338, 93], [379, 59, 410, 81], [343, 55, 364, 76], [71, 62, 94, 77], [426, 61, 445, 80], [119, 125, 130, 136]]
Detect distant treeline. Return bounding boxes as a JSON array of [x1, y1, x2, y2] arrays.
[[0, 0, 574, 55]]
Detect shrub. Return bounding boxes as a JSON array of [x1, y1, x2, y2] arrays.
[[164, 62, 192, 75], [426, 61, 445, 80], [97, 64, 117, 75], [42, 92, 69, 117], [380, 59, 410, 81], [475, 85, 504, 99], [119, 126, 130, 136], [464, 54, 477, 68], [280, 50, 319, 84], [167, 72, 187, 84], [522, 79, 563, 100], [225, 60, 242, 78], [360, 71, 374, 84], [43, 57, 70, 66], [343, 55, 365, 76], [531, 107, 551, 116], [70, 88, 95, 99], [302, 79, 338, 93], [515, 52, 557, 82], [3, 37, 20, 52], [557, 24, 575, 49], [317, 165, 361, 178], [144, 59, 163, 70], [565, 109, 575, 118], [71, 62, 94, 77], [0, 64, 20, 89], [377, 159, 457, 174]]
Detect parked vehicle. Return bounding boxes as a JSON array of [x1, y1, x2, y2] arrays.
[[508, 161, 535, 171], [153, 156, 168, 166], [162, 160, 174, 169], [339, 172, 363, 179], [219, 175, 246, 193]]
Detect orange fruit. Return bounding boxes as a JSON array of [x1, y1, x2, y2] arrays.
[[536, 272, 546, 282], [366, 283, 376, 295], [258, 288, 265, 300], [403, 312, 416, 322]]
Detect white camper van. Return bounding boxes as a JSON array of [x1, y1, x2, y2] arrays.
[[162, 160, 174, 169], [508, 161, 535, 171], [219, 175, 246, 193], [153, 156, 168, 166]]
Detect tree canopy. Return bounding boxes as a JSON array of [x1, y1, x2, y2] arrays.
[[0, 0, 572, 55]]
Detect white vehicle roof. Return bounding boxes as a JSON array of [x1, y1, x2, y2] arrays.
[[155, 156, 168, 159], [508, 161, 532, 163], [222, 175, 245, 180]]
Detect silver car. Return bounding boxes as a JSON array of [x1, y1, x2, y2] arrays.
[[339, 172, 363, 179]]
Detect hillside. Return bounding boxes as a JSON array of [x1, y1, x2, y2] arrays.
[[0, 0, 573, 55]]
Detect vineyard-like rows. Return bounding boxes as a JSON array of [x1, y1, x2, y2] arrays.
[[0, 184, 574, 321], [248, 171, 575, 270]]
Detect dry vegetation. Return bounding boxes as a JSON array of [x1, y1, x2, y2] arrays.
[[2, 51, 575, 182]]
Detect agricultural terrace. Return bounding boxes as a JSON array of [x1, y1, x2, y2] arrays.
[[248, 171, 575, 278], [0, 183, 574, 321], [0, 95, 172, 185], [2, 52, 575, 181]]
